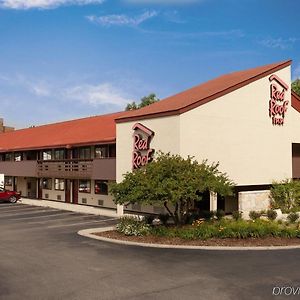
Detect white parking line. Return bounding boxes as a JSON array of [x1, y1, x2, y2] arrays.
[[0, 205, 43, 212], [27, 214, 104, 225], [0, 204, 24, 209], [9, 211, 78, 221], [0, 203, 19, 206], [47, 218, 116, 229]]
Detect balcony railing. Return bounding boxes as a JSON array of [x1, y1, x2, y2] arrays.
[[37, 158, 116, 180], [0, 160, 38, 177]]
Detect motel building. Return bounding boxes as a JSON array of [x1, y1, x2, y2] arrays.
[[1, 59, 300, 217]]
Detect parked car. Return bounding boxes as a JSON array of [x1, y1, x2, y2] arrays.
[[0, 187, 21, 203]]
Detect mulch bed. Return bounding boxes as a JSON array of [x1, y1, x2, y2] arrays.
[[94, 230, 300, 247]]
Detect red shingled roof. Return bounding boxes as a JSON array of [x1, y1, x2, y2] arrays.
[[0, 111, 126, 152], [0, 60, 293, 153], [116, 60, 292, 123], [292, 91, 300, 113]]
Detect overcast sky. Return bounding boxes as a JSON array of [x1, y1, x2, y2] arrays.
[[0, 0, 299, 128]]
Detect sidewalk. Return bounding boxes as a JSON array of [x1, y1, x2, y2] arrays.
[[19, 198, 118, 218]]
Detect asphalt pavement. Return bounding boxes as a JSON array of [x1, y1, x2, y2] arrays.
[[0, 202, 300, 300]]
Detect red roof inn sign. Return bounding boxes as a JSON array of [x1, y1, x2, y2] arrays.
[[269, 74, 289, 126], [132, 123, 155, 170]]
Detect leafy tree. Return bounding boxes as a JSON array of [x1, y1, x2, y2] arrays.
[[125, 93, 159, 111], [292, 79, 300, 96], [110, 152, 234, 225], [270, 179, 300, 212]]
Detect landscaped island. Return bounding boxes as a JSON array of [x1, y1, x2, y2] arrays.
[[94, 210, 300, 247], [104, 153, 300, 247]]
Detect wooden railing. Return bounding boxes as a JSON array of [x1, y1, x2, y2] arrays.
[[36, 158, 116, 180], [37, 159, 93, 179]]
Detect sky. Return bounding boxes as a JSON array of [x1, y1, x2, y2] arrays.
[[0, 0, 299, 128]]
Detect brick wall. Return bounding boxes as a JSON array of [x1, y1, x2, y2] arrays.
[[0, 118, 14, 133]]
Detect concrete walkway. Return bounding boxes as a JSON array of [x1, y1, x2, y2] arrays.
[[19, 198, 118, 218]]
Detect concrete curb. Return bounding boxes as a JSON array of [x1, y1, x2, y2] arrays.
[[78, 227, 300, 251], [19, 198, 118, 218]]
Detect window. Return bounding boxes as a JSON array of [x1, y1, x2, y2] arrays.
[[54, 149, 65, 160], [43, 150, 52, 160], [79, 180, 91, 193], [54, 179, 65, 191], [95, 146, 108, 158], [26, 151, 37, 160], [94, 180, 108, 195], [109, 144, 116, 158], [4, 153, 12, 161], [42, 178, 52, 190], [4, 176, 13, 186], [14, 152, 22, 162], [79, 147, 91, 159]]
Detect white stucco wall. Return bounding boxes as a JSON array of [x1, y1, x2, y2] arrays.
[[180, 66, 292, 185], [117, 66, 294, 187], [116, 115, 180, 183]]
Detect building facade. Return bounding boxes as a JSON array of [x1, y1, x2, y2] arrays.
[[1, 60, 300, 216], [0, 118, 14, 133]]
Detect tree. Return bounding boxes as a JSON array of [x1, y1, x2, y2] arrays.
[[125, 93, 159, 111], [292, 79, 300, 96], [110, 152, 234, 225]]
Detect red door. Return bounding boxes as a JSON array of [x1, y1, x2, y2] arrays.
[[65, 180, 71, 203], [38, 179, 42, 199], [72, 180, 78, 204]]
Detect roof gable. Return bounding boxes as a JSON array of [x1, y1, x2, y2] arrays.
[[116, 60, 291, 123]]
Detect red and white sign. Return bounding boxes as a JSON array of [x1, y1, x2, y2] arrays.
[[132, 123, 155, 170], [269, 74, 289, 126]]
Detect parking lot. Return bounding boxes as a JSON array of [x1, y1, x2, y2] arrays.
[[1, 202, 300, 300], [0, 202, 116, 230]]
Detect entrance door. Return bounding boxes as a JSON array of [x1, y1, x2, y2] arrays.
[[72, 179, 78, 204], [27, 178, 37, 198], [37, 179, 42, 199], [195, 190, 210, 211], [217, 194, 225, 211], [65, 180, 71, 203], [13, 177, 17, 192]]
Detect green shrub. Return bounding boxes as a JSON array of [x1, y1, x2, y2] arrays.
[[148, 219, 300, 240], [287, 212, 299, 224], [270, 179, 300, 212], [201, 210, 214, 221], [249, 211, 261, 220], [144, 214, 155, 225], [186, 212, 200, 225], [267, 209, 277, 221], [232, 211, 242, 221], [215, 209, 225, 220], [116, 216, 150, 236], [158, 213, 170, 226]]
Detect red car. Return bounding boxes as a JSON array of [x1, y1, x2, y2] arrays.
[[0, 187, 21, 203]]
